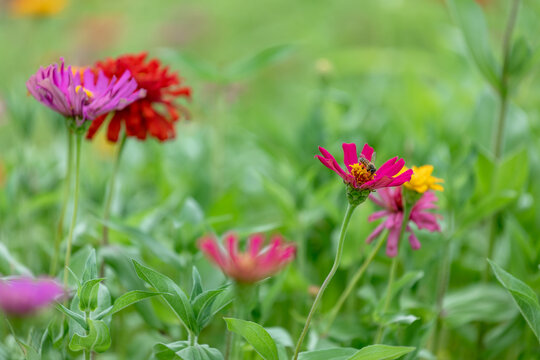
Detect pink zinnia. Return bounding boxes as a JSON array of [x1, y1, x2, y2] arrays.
[[316, 143, 413, 191], [0, 277, 65, 316], [367, 187, 442, 257], [26, 58, 145, 126], [199, 233, 296, 284]]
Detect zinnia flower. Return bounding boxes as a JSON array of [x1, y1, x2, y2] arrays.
[[10, 0, 66, 16], [367, 187, 441, 257], [199, 233, 296, 284], [403, 165, 444, 193], [86, 52, 191, 142], [316, 143, 413, 192], [26, 58, 145, 126], [0, 277, 65, 315]]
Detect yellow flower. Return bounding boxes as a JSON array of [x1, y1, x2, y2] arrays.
[[403, 165, 444, 193], [92, 129, 117, 158], [11, 0, 67, 16]]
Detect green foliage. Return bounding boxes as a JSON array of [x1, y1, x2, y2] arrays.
[[489, 260, 540, 342], [69, 319, 111, 353], [153, 341, 223, 360], [224, 318, 279, 360]]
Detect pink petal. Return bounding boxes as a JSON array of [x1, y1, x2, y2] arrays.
[[199, 237, 227, 268], [408, 232, 421, 250], [366, 222, 386, 244], [389, 169, 413, 186], [247, 234, 264, 257], [385, 222, 401, 257], [361, 144, 374, 162], [368, 210, 390, 222], [224, 233, 239, 263], [342, 143, 358, 171]]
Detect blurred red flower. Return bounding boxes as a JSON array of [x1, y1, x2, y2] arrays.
[[86, 52, 191, 142]]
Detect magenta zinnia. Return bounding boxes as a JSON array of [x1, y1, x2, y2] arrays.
[[367, 187, 441, 257], [0, 277, 65, 316], [26, 58, 145, 126], [199, 233, 296, 284], [317, 143, 413, 191]]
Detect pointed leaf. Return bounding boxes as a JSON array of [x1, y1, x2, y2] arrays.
[[78, 278, 104, 312], [190, 266, 203, 299], [133, 260, 197, 332], [489, 260, 540, 342], [55, 304, 88, 331], [224, 317, 278, 360], [298, 348, 357, 360], [347, 345, 415, 360]]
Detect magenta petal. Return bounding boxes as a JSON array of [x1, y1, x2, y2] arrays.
[[342, 143, 358, 171], [385, 222, 401, 257], [368, 210, 390, 222], [389, 169, 413, 186], [247, 234, 264, 257], [366, 222, 386, 244], [360, 144, 374, 162], [408, 232, 421, 250]]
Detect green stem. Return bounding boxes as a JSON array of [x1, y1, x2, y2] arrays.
[[324, 230, 388, 335], [50, 129, 74, 276], [102, 133, 127, 247], [374, 257, 398, 343], [431, 236, 453, 355], [293, 203, 357, 360], [63, 133, 82, 288], [374, 200, 411, 343]]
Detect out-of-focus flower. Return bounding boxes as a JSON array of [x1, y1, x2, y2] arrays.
[[0, 277, 65, 315], [10, 0, 66, 16], [366, 187, 441, 257], [26, 58, 145, 127], [199, 233, 296, 284], [86, 52, 191, 142], [403, 165, 444, 193], [316, 143, 413, 205]]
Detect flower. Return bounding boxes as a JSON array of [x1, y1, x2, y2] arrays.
[[26, 58, 145, 126], [403, 165, 444, 193], [366, 187, 441, 257], [0, 277, 65, 315], [10, 0, 66, 16], [86, 52, 191, 142], [316, 143, 413, 191], [199, 233, 296, 284]]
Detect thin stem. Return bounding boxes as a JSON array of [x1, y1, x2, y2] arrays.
[[102, 133, 127, 247], [4, 316, 26, 355], [50, 129, 74, 276], [63, 133, 82, 288], [293, 203, 357, 360], [84, 350, 90, 360], [374, 257, 398, 343], [324, 230, 388, 335], [431, 236, 453, 355]]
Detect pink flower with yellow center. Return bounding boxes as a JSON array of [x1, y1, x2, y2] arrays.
[[0, 277, 65, 316], [316, 143, 413, 191], [199, 233, 296, 284], [367, 187, 442, 257]]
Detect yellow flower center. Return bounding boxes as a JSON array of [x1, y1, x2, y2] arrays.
[[350, 163, 375, 185], [75, 85, 94, 98], [403, 165, 444, 193]]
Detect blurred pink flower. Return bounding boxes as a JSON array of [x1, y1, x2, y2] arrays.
[[367, 187, 441, 257], [316, 143, 413, 191], [199, 233, 296, 284], [0, 277, 65, 316], [26, 58, 145, 126]]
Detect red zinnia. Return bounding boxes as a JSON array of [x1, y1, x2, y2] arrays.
[[86, 52, 191, 142]]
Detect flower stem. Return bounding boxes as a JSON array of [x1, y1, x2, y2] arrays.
[[293, 203, 357, 360], [50, 128, 74, 276], [374, 200, 411, 343], [63, 133, 82, 288], [431, 235, 453, 355], [101, 133, 127, 247], [324, 229, 388, 335], [374, 256, 398, 343]]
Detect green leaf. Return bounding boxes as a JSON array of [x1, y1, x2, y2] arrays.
[[489, 260, 540, 342], [96, 290, 165, 319], [298, 348, 357, 360], [19, 342, 40, 360], [224, 317, 279, 360], [192, 286, 228, 331], [133, 260, 197, 333], [225, 44, 295, 79], [82, 249, 97, 283], [190, 266, 203, 299], [153, 341, 223, 360], [508, 37, 532, 79], [78, 278, 104, 312], [347, 345, 415, 360], [448, 0, 500, 89], [69, 319, 111, 353], [55, 304, 88, 331]]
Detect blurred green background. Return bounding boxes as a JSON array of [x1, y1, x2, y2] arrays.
[[0, 0, 539, 359]]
